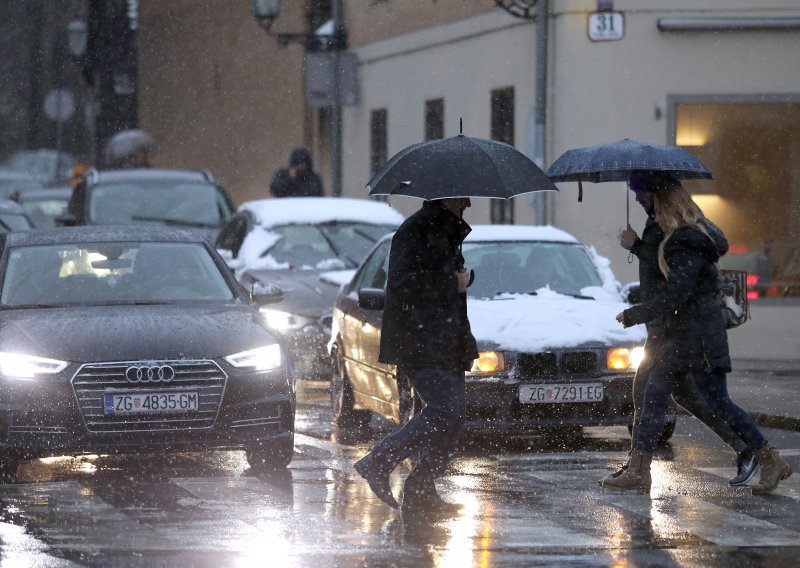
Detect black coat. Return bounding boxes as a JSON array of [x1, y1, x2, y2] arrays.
[[631, 216, 667, 336], [378, 201, 479, 370], [269, 169, 324, 198], [622, 221, 731, 374]]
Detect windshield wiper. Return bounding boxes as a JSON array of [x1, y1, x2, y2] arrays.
[[130, 215, 218, 228], [555, 292, 594, 300]]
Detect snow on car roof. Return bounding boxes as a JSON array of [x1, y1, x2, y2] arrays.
[[466, 224, 579, 243], [241, 197, 405, 228]]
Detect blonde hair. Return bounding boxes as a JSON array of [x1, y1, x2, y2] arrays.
[[654, 182, 708, 278]]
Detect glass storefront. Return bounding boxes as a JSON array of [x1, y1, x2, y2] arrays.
[[674, 100, 800, 298]]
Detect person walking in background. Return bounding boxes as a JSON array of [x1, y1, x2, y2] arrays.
[[607, 171, 757, 487], [601, 178, 792, 495], [269, 148, 324, 197], [353, 197, 478, 518]]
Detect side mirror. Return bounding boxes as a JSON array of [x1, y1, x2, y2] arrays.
[[358, 288, 385, 311], [55, 213, 78, 227], [250, 281, 283, 305], [621, 282, 641, 304]]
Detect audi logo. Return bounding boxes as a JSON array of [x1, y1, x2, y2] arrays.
[[124, 365, 176, 383]]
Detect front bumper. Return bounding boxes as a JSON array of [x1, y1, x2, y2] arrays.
[[0, 359, 295, 458], [463, 373, 635, 433]]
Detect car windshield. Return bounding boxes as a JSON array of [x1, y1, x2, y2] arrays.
[[463, 241, 604, 299], [1, 242, 235, 307], [88, 182, 232, 227], [261, 222, 396, 269]]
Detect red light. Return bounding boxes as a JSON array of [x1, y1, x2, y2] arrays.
[[747, 291, 759, 300], [746, 274, 759, 287], [729, 245, 749, 254]]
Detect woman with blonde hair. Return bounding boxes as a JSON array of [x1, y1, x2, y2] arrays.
[[601, 180, 792, 495]]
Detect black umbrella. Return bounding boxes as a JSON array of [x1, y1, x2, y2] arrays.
[[367, 134, 558, 199], [547, 138, 714, 225]]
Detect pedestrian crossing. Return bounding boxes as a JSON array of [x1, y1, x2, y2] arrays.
[[0, 441, 797, 562]]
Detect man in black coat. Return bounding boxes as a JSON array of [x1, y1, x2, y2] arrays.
[[269, 148, 324, 198], [354, 198, 478, 516]]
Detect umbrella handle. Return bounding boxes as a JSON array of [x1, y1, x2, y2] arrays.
[[628, 251, 633, 264]]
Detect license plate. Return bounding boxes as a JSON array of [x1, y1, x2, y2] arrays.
[[104, 391, 199, 414], [519, 383, 603, 404]]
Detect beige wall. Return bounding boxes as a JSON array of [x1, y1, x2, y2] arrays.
[[138, 0, 315, 206]]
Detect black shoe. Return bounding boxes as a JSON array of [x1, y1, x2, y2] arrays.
[[354, 455, 398, 509], [401, 492, 463, 516], [729, 450, 760, 486]]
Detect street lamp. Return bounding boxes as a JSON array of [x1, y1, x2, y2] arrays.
[[251, 0, 347, 197], [66, 17, 99, 166], [67, 18, 88, 57]]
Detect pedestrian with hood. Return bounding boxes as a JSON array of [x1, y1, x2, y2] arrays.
[[601, 179, 792, 495], [269, 148, 324, 198], [354, 197, 478, 517], [607, 172, 757, 487]]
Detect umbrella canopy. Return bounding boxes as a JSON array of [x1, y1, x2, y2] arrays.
[[104, 129, 157, 166], [547, 138, 713, 184], [367, 134, 558, 199]]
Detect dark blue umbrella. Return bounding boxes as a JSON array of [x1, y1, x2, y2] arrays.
[[367, 134, 558, 199]]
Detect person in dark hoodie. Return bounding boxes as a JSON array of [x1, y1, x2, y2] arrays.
[[353, 197, 478, 517], [601, 179, 792, 495], [607, 172, 755, 487], [269, 148, 324, 197]]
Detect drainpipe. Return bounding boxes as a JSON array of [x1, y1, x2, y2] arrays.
[[531, 0, 549, 226]]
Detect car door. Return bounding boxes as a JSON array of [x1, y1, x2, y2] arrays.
[[340, 241, 397, 416]]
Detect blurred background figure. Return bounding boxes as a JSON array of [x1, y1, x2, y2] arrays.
[[270, 148, 324, 198], [103, 129, 156, 169]]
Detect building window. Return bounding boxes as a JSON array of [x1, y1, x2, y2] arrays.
[[673, 98, 800, 299], [425, 98, 444, 140], [370, 108, 388, 201], [491, 87, 515, 224]]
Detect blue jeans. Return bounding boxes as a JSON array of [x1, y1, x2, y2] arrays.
[[635, 367, 766, 454], [367, 367, 466, 496]]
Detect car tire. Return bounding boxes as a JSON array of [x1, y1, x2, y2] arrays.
[[0, 453, 19, 484], [246, 434, 294, 470], [330, 345, 371, 431]]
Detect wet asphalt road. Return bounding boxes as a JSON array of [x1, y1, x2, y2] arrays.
[[0, 380, 798, 567]]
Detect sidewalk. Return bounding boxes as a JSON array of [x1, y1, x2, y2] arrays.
[[726, 357, 800, 433]]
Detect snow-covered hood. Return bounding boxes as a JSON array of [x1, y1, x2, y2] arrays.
[[468, 289, 646, 352]]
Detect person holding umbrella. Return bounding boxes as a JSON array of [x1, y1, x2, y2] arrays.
[[608, 171, 756, 487], [354, 196, 478, 516], [601, 180, 792, 495]]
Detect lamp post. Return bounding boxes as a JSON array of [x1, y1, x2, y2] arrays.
[[495, 0, 549, 226], [252, 0, 347, 197], [67, 17, 99, 166]]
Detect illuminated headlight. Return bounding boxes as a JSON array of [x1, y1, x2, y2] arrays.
[[224, 344, 283, 372], [607, 346, 645, 370], [470, 351, 505, 374], [259, 308, 312, 332], [0, 352, 69, 378]]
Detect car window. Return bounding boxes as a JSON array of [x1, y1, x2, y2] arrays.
[[318, 222, 396, 267], [463, 241, 603, 298], [1, 242, 235, 306], [351, 241, 390, 291], [88, 182, 228, 227]]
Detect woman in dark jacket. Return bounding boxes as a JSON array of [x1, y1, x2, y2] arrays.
[[601, 181, 792, 495]]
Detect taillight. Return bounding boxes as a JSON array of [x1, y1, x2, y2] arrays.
[[746, 274, 759, 287], [747, 291, 759, 300]]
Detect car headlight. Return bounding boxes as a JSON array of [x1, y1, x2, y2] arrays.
[[224, 344, 283, 372], [607, 346, 645, 370], [470, 351, 505, 374], [0, 352, 69, 379], [259, 308, 313, 332]]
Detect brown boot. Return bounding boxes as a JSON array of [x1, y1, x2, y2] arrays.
[[752, 444, 792, 495], [599, 450, 652, 493]]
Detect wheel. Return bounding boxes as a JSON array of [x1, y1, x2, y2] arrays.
[[246, 434, 294, 470], [330, 345, 371, 431], [0, 452, 20, 484]]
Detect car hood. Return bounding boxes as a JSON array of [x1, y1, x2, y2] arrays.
[[0, 304, 276, 363], [468, 290, 647, 352], [244, 269, 343, 318]]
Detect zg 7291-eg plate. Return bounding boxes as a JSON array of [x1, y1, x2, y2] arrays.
[[519, 383, 603, 404]]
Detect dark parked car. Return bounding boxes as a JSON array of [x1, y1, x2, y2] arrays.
[[216, 197, 404, 380], [58, 168, 235, 242], [329, 225, 675, 440], [0, 226, 294, 479], [15, 186, 72, 228], [0, 200, 33, 234]]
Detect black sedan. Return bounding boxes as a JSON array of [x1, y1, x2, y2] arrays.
[[0, 226, 294, 480]]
